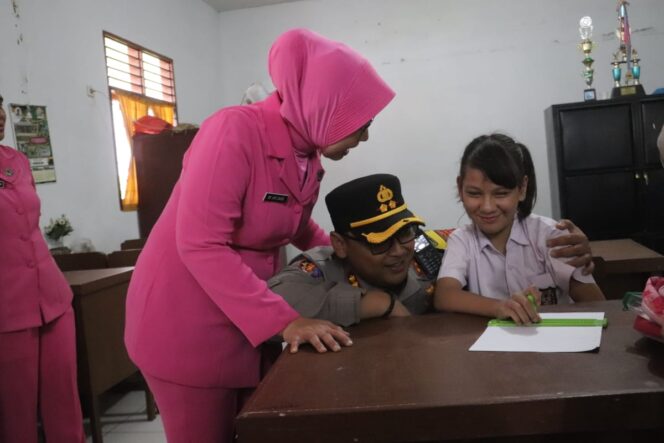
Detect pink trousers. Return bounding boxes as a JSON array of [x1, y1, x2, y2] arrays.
[[0, 308, 85, 443], [144, 373, 253, 443]]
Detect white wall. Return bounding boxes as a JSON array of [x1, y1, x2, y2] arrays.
[[216, 0, 664, 257], [0, 0, 220, 252], [1, 0, 662, 253]]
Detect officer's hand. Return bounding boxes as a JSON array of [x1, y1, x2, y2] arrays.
[[548, 219, 594, 275], [390, 300, 411, 317], [281, 318, 352, 354]]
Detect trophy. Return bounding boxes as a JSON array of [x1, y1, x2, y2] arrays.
[[578, 16, 596, 101], [611, 0, 645, 98]]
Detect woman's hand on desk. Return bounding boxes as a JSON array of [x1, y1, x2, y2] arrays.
[[282, 318, 353, 354], [548, 219, 594, 275]]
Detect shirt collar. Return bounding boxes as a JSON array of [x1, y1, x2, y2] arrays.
[[349, 262, 421, 299], [475, 217, 529, 252]]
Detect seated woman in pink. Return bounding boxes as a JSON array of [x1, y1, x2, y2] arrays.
[[124, 29, 395, 442]]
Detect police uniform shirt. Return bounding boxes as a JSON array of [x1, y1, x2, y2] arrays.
[[268, 246, 435, 327]]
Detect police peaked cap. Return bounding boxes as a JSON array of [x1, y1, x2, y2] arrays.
[[325, 174, 425, 244]]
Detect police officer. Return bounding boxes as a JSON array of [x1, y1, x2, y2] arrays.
[[269, 173, 597, 326], [269, 174, 436, 326]]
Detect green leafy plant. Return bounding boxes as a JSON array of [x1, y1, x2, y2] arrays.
[[44, 214, 73, 241]]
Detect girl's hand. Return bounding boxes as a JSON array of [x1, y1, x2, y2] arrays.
[[281, 318, 353, 354], [495, 287, 542, 324]]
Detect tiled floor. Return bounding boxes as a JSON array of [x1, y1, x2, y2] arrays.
[[85, 390, 166, 443]]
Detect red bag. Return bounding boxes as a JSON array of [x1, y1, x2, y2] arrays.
[[642, 276, 664, 326], [632, 277, 664, 342], [134, 116, 172, 134]]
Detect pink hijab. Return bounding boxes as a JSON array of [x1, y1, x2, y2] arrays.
[[268, 28, 395, 154]]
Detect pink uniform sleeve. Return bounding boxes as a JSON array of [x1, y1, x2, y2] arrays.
[[291, 217, 329, 251], [174, 111, 299, 347]]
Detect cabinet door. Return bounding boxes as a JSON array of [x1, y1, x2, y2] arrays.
[[563, 172, 639, 239], [640, 101, 664, 167], [643, 168, 664, 233], [134, 130, 197, 238], [559, 105, 634, 171]]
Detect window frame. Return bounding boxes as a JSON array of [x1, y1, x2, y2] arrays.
[[103, 31, 177, 104], [102, 31, 178, 210]]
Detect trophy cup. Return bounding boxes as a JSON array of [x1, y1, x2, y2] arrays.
[[611, 0, 645, 98], [578, 16, 596, 101]]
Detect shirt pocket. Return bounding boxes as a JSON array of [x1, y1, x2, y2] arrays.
[[262, 198, 297, 240], [529, 272, 559, 305]]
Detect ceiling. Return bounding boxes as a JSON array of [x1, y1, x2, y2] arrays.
[[202, 0, 300, 12]]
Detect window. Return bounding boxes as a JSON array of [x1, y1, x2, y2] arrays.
[[103, 32, 177, 210]]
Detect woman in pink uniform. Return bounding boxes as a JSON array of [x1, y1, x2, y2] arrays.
[[0, 94, 85, 442], [124, 28, 396, 442]]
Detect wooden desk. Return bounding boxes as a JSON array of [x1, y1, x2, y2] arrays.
[[591, 239, 664, 300], [237, 301, 664, 442], [65, 267, 155, 443]]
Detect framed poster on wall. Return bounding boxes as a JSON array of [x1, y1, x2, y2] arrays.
[[10, 103, 56, 183]]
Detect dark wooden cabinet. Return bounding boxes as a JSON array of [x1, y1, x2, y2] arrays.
[[133, 129, 198, 238], [545, 96, 664, 254]]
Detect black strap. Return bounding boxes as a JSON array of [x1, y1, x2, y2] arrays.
[[381, 293, 396, 318]]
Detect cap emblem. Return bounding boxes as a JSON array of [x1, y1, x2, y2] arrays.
[[377, 185, 397, 213]]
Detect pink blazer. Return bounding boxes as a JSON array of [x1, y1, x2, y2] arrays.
[[124, 94, 330, 388], [0, 146, 73, 333]]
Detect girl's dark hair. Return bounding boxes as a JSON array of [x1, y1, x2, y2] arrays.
[[459, 133, 537, 219]]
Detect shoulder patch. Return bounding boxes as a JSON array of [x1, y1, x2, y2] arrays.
[[299, 259, 323, 278]]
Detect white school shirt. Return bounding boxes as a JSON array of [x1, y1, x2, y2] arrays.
[[437, 214, 595, 303]]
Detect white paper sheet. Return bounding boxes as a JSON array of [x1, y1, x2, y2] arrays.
[[469, 312, 605, 353]]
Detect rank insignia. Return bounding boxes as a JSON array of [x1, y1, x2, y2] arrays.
[[412, 261, 426, 277], [376, 184, 397, 213], [347, 273, 360, 288]]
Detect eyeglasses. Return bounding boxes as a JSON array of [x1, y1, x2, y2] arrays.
[[344, 224, 417, 255]]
